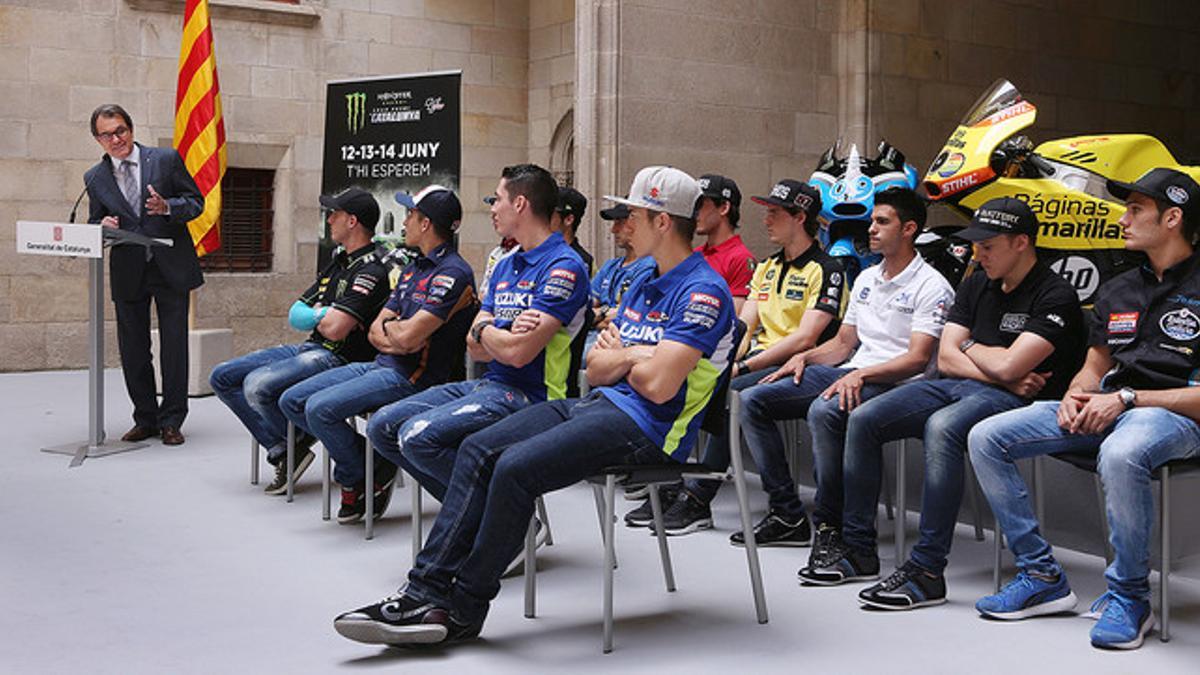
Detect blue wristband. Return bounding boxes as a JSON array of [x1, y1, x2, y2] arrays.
[[288, 301, 328, 331]]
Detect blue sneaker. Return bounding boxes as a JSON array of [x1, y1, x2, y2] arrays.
[[1090, 592, 1154, 650], [976, 571, 1078, 620]]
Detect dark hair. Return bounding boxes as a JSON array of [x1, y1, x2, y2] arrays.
[[424, 212, 456, 243], [874, 187, 927, 240], [782, 206, 820, 238], [703, 196, 741, 229], [501, 164, 558, 222], [649, 209, 697, 241], [90, 104, 133, 136], [1152, 196, 1197, 246]]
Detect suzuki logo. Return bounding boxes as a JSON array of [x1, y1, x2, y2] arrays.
[[346, 92, 367, 135]]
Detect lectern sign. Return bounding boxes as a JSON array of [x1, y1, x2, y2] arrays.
[[16, 221, 103, 258]]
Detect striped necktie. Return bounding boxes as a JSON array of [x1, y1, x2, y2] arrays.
[[119, 159, 140, 216]]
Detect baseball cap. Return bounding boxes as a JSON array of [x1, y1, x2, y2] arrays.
[[1108, 167, 1199, 220], [751, 179, 821, 216], [600, 203, 630, 220], [956, 196, 1038, 242], [698, 174, 742, 206], [319, 187, 380, 230], [556, 186, 588, 222], [605, 166, 702, 219], [394, 184, 463, 231]]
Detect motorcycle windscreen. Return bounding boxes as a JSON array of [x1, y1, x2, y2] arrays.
[[924, 79, 1036, 201]]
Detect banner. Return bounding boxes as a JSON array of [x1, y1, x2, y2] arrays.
[[320, 70, 461, 269]]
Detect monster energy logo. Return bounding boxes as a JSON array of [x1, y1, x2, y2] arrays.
[[346, 92, 367, 134]]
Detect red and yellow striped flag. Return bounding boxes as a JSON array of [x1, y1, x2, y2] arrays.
[[173, 0, 226, 256]]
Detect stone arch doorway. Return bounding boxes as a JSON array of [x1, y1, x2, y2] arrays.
[[550, 109, 574, 188]]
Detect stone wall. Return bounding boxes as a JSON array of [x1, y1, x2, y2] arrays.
[[0, 0, 532, 371]]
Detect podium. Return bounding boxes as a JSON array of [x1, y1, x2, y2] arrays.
[[16, 221, 172, 467]]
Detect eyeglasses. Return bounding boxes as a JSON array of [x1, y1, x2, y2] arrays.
[[95, 126, 130, 142]]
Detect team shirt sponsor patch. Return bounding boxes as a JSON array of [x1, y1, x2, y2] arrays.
[[683, 292, 722, 328], [1108, 311, 1138, 334], [999, 312, 1029, 333], [1160, 307, 1200, 341]]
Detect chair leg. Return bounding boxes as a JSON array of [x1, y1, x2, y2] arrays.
[[1160, 466, 1170, 642], [411, 480, 423, 567], [396, 470, 404, 489], [536, 495, 554, 546], [993, 513, 1003, 593], [592, 484, 616, 569], [895, 440, 907, 565], [730, 394, 769, 624], [602, 474, 617, 653], [365, 424, 375, 541], [1032, 455, 1045, 526], [524, 515, 537, 619], [250, 439, 260, 485], [648, 485, 676, 592], [286, 422, 295, 503], [322, 446, 331, 521], [1092, 474, 1113, 564], [880, 457, 894, 521], [965, 460, 985, 542]]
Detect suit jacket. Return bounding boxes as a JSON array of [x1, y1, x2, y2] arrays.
[[86, 143, 205, 301]]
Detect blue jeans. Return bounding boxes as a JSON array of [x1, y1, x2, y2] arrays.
[[209, 342, 343, 460], [969, 401, 1200, 602], [683, 367, 778, 505], [841, 378, 1025, 573], [736, 365, 860, 522], [366, 380, 530, 502], [277, 362, 419, 487], [405, 392, 660, 624]]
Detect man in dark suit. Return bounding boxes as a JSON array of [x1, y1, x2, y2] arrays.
[[86, 104, 204, 446]]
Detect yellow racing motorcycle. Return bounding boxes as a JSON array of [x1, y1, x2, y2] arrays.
[[924, 78, 1199, 304]]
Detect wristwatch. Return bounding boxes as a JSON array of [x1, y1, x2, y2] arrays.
[[471, 320, 494, 343], [735, 360, 751, 377], [1118, 387, 1138, 410], [958, 338, 976, 353]]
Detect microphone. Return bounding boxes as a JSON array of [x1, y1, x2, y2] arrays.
[[70, 170, 99, 223]]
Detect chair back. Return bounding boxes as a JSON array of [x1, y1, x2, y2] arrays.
[[698, 318, 748, 437]]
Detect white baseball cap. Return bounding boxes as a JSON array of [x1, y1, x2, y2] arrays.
[[605, 166, 701, 219]]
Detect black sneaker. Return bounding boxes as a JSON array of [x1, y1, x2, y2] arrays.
[[623, 484, 682, 528], [333, 590, 452, 645], [798, 533, 880, 586], [264, 449, 315, 495], [372, 461, 398, 519], [650, 490, 713, 536], [730, 511, 812, 547], [858, 561, 947, 610], [338, 485, 365, 524]]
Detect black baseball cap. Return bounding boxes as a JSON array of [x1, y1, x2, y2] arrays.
[[1108, 167, 1199, 219], [319, 187, 380, 230], [956, 196, 1038, 242], [599, 202, 630, 220], [698, 174, 742, 206], [556, 186, 588, 222], [751, 179, 821, 217], [395, 184, 463, 231]]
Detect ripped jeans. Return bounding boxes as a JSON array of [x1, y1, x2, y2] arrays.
[[366, 380, 531, 501]]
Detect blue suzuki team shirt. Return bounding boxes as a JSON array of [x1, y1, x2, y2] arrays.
[[482, 231, 590, 402], [375, 243, 477, 389], [590, 255, 656, 307], [599, 252, 736, 461]]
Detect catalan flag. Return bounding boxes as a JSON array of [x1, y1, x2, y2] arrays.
[[173, 0, 226, 256]]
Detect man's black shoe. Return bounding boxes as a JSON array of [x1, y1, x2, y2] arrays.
[[798, 534, 881, 586], [264, 449, 315, 495], [730, 511, 812, 547], [858, 560, 947, 610], [650, 490, 713, 536], [338, 485, 366, 524], [333, 591, 451, 645], [623, 484, 682, 528]]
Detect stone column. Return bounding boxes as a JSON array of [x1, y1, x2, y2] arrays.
[[573, 0, 621, 263]]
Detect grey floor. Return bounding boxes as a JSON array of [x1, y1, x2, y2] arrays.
[[2, 370, 1198, 674]]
